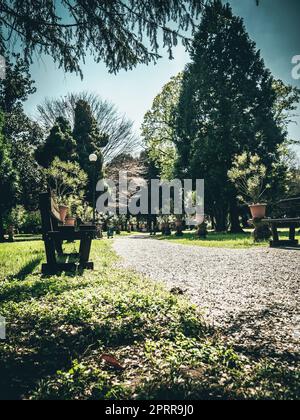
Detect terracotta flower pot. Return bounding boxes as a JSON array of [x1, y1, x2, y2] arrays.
[[65, 217, 76, 227], [249, 204, 267, 219], [59, 205, 69, 223]]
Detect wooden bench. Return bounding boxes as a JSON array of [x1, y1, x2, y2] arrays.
[[40, 192, 97, 274], [262, 197, 300, 248]]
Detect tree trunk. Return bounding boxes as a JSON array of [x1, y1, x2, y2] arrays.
[[210, 216, 215, 231], [229, 200, 244, 234], [0, 212, 5, 243], [241, 211, 250, 229], [214, 205, 227, 232]]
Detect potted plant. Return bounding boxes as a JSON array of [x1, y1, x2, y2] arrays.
[[64, 216, 76, 227], [197, 221, 208, 239], [160, 216, 171, 236], [175, 216, 184, 236], [65, 195, 83, 227], [44, 158, 89, 225], [228, 153, 270, 219], [58, 205, 69, 223]]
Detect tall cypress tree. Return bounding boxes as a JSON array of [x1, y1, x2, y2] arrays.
[[35, 117, 77, 168], [73, 100, 109, 202], [175, 0, 285, 232]]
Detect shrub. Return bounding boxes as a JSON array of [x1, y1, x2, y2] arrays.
[[22, 211, 42, 234], [4, 207, 41, 234]]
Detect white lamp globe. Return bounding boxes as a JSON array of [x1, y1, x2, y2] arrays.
[[89, 153, 98, 163]]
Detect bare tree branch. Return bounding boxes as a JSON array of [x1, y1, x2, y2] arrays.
[[36, 92, 140, 163]]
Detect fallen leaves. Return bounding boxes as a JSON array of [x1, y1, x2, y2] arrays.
[[100, 354, 125, 371]]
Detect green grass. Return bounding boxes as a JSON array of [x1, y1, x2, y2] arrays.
[[0, 240, 299, 400], [156, 229, 300, 249]]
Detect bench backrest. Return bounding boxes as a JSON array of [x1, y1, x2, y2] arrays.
[[276, 197, 300, 218], [39, 192, 63, 234]]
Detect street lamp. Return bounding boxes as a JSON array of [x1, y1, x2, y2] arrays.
[[89, 153, 98, 225]]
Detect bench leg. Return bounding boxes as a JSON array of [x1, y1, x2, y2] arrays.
[[270, 223, 298, 248], [42, 235, 58, 274], [79, 234, 93, 270], [289, 225, 296, 241], [271, 224, 279, 242], [55, 239, 63, 256], [270, 224, 279, 247]]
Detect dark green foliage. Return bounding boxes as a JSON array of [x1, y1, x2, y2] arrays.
[[175, 0, 288, 232], [0, 111, 18, 241], [6, 108, 44, 211], [3, 206, 41, 235], [140, 150, 160, 183], [0, 55, 44, 211], [35, 100, 109, 204], [142, 73, 183, 180], [18, 211, 41, 235], [0, 54, 36, 113], [37, 92, 138, 162], [35, 117, 77, 168], [14, 142, 44, 211], [0, 0, 205, 76], [73, 100, 109, 200]]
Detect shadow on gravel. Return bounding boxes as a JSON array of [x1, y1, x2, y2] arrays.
[[224, 307, 300, 364], [272, 246, 300, 251]]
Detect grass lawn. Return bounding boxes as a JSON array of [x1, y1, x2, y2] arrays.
[[156, 229, 300, 249], [0, 239, 299, 400]]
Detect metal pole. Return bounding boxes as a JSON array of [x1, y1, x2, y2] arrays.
[[92, 163, 96, 225]]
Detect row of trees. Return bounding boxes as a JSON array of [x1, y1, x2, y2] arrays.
[[0, 54, 41, 240], [0, 0, 298, 237], [0, 56, 139, 241], [0, 0, 219, 239], [142, 0, 300, 232]]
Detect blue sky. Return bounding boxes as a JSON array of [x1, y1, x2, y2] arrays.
[[24, 0, 300, 155]]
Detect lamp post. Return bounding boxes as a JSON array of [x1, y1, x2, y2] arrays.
[[89, 153, 98, 225]]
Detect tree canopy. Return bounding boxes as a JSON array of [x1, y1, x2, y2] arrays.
[[35, 117, 77, 168], [37, 92, 139, 162], [73, 100, 109, 201], [0, 0, 206, 76], [0, 54, 36, 113], [0, 53, 45, 215], [174, 0, 296, 231], [142, 73, 183, 180], [0, 111, 18, 241]]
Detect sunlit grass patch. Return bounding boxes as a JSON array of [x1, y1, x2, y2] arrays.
[[156, 229, 300, 249], [0, 239, 299, 400]]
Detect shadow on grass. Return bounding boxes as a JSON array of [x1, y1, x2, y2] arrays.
[[0, 315, 159, 400], [14, 257, 43, 281], [0, 324, 90, 400], [0, 271, 93, 305]]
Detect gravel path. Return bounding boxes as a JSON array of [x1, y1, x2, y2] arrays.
[[114, 236, 300, 359]]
